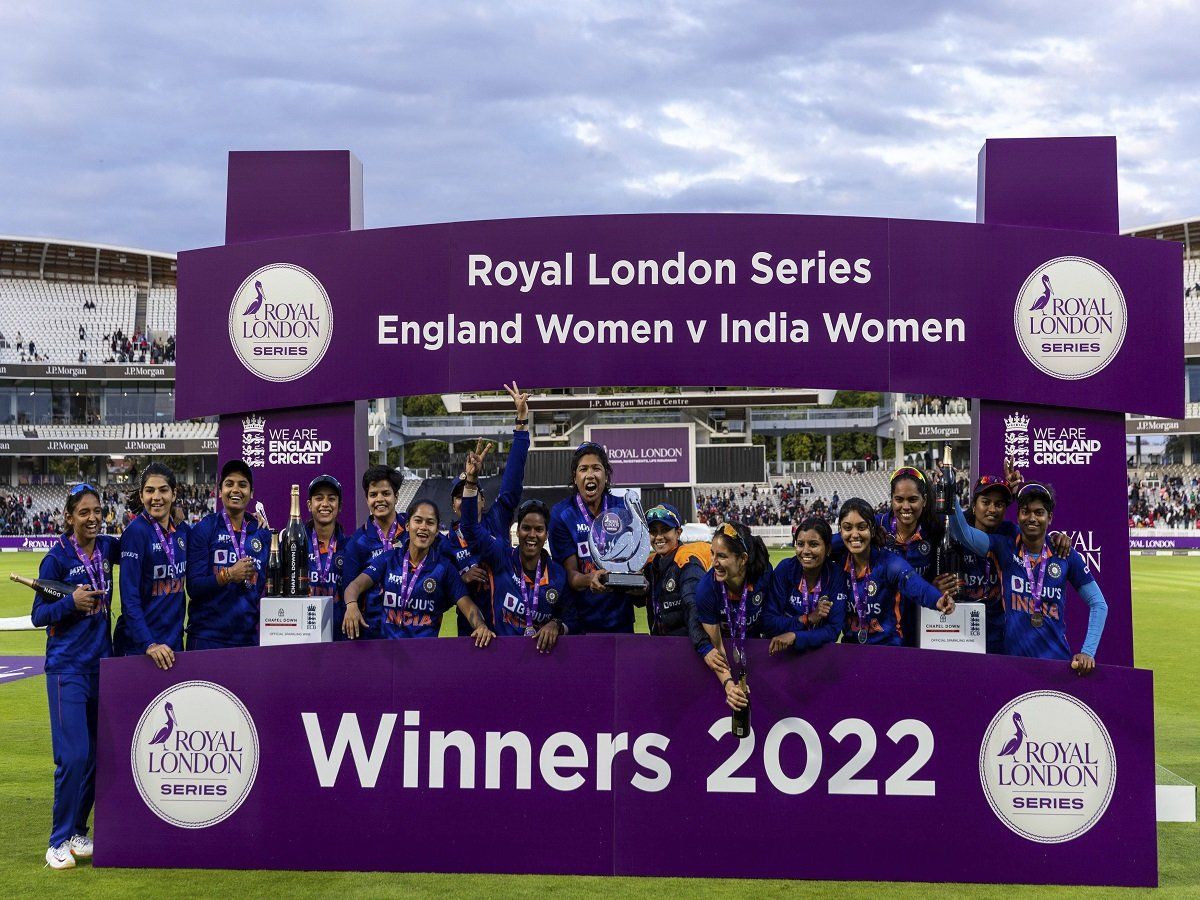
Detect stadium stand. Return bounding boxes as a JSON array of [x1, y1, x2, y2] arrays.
[[0, 279, 137, 363]]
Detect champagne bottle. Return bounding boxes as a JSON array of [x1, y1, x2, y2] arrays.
[[731, 674, 751, 739], [10, 573, 75, 600], [934, 446, 962, 595], [279, 485, 309, 597], [266, 530, 281, 597]]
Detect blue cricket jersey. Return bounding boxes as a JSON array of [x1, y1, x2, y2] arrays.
[[837, 547, 943, 646], [877, 513, 939, 648], [113, 513, 189, 655], [548, 491, 637, 633], [459, 492, 576, 636], [362, 544, 469, 638], [694, 565, 776, 658], [185, 511, 271, 648], [767, 556, 846, 651], [960, 519, 1017, 654], [31, 534, 120, 673], [341, 516, 404, 634]]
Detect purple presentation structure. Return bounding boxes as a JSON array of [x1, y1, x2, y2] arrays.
[[0, 656, 45, 684], [587, 424, 692, 485], [0, 536, 59, 551], [94, 638, 1156, 886]]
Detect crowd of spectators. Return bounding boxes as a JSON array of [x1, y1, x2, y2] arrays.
[[696, 480, 864, 527], [0, 483, 215, 536], [1128, 475, 1200, 529], [102, 328, 176, 365]]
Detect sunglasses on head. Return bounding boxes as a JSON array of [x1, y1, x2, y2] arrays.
[[575, 441, 605, 455], [69, 483, 97, 496], [890, 467, 926, 484]]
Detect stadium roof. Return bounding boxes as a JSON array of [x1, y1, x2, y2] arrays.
[[0, 235, 176, 287], [1122, 216, 1200, 254]]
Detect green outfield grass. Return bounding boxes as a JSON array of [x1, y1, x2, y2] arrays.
[[0, 552, 1195, 897]]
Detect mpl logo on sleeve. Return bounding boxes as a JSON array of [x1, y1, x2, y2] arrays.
[[229, 264, 333, 382], [131, 681, 260, 829], [1014, 257, 1127, 380], [979, 690, 1116, 843]]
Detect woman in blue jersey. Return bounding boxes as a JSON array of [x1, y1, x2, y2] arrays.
[[30, 484, 119, 869], [184, 459, 271, 650], [767, 516, 845, 654], [340, 464, 404, 641], [880, 467, 942, 646], [948, 482, 1107, 674], [642, 503, 710, 642], [445, 383, 531, 634], [548, 441, 640, 633], [837, 498, 955, 646], [944, 475, 1015, 655], [696, 522, 775, 712], [306, 474, 348, 617], [113, 463, 187, 670], [343, 498, 495, 644], [457, 441, 576, 651]]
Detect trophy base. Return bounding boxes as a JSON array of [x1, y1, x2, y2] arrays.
[[606, 572, 648, 591]]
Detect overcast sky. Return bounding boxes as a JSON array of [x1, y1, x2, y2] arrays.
[[1, 1, 1196, 253]]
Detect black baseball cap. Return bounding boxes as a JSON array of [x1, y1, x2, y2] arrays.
[[220, 459, 253, 487], [308, 474, 343, 499]]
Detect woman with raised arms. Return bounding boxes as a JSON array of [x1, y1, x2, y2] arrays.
[[457, 439, 576, 651], [185, 459, 271, 650], [695, 522, 775, 713], [548, 441, 639, 633], [113, 463, 188, 670], [767, 516, 845, 654], [343, 498, 494, 645], [836, 498, 955, 646], [31, 483, 119, 869], [948, 482, 1107, 674]]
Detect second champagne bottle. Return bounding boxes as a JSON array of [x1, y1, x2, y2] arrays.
[[279, 484, 310, 597]]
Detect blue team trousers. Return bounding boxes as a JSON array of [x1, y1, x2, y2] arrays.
[[46, 672, 99, 848]]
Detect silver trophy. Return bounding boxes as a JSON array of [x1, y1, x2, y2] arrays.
[[587, 488, 652, 591]]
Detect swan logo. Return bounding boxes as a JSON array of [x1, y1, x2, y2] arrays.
[[979, 690, 1116, 843], [131, 681, 260, 829], [1014, 257, 1126, 381], [228, 263, 333, 383]]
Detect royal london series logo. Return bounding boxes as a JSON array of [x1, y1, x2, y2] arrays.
[[1013, 257, 1127, 381], [131, 681, 260, 829], [228, 264, 333, 382], [979, 690, 1116, 844]]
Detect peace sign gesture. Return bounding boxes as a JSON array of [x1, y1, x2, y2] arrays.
[[504, 381, 530, 423], [464, 438, 495, 480], [1004, 456, 1024, 494]]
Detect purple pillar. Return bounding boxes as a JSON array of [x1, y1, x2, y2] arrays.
[[217, 151, 369, 529], [973, 137, 1133, 666]]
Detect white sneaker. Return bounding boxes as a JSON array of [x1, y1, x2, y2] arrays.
[[45, 843, 76, 869], [68, 834, 93, 858]]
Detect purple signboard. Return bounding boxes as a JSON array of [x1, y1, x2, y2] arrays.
[[94, 637, 1156, 885], [586, 424, 693, 485], [175, 212, 1183, 421], [0, 656, 44, 684], [0, 535, 60, 552], [1129, 535, 1200, 550]]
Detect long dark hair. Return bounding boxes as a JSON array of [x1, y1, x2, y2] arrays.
[[791, 516, 833, 552], [889, 468, 941, 540], [713, 521, 771, 585], [128, 462, 178, 516], [837, 497, 885, 549]]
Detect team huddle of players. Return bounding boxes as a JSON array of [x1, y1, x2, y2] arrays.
[[29, 382, 1108, 868]]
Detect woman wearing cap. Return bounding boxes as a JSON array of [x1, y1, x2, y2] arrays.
[[548, 441, 640, 633], [31, 483, 119, 868], [307, 474, 349, 625], [456, 441, 575, 651], [113, 463, 187, 669], [767, 516, 845, 654], [343, 498, 494, 644], [185, 459, 271, 649], [836, 498, 955, 646], [341, 464, 404, 641], [695, 522, 775, 712], [445, 383, 531, 635], [948, 483, 1107, 674], [642, 503, 710, 642]]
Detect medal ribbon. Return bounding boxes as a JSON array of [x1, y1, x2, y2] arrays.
[[397, 550, 426, 614], [574, 492, 607, 528], [144, 512, 177, 574], [720, 580, 749, 674], [516, 551, 544, 632], [848, 561, 871, 634], [373, 517, 399, 550], [1020, 542, 1051, 615], [309, 528, 336, 587], [68, 534, 107, 596], [798, 571, 822, 616], [221, 509, 246, 561]]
